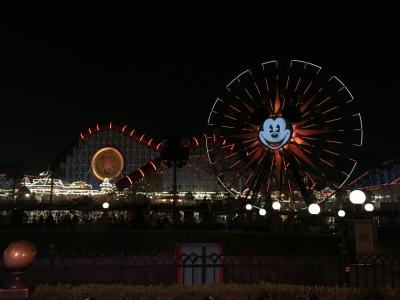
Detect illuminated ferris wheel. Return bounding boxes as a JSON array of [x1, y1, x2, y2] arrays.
[[206, 60, 363, 208]]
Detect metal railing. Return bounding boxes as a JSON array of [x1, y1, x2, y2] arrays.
[[0, 253, 398, 288]]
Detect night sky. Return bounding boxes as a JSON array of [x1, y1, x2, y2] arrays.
[[0, 2, 399, 173]]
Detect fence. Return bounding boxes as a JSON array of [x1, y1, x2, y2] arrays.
[[0, 253, 398, 288]]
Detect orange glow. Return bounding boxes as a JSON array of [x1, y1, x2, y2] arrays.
[[244, 88, 253, 100], [274, 152, 282, 184], [292, 136, 309, 145], [229, 105, 241, 113], [273, 84, 281, 114], [323, 149, 340, 156], [150, 161, 157, 171], [91, 147, 124, 181], [295, 129, 329, 136], [240, 100, 255, 113], [138, 168, 145, 178], [244, 171, 255, 185], [224, 114, 238, 120], [242, 138, 257, 144], [289, 144, 317, 169], [302, 123, 317, 129], [303, 81, 313, 95], [322, 106, 338, 115], [130, 129, 136, 136], [319, 158, 334, 167], [224, 151, 238, 159], [316, 96, 332, 107], [326, 140, 343, 144], [229, 159, 241, 169], [305, 172, 315, 186], [246, 147, 258, 157], [326, 117, 342, 123]]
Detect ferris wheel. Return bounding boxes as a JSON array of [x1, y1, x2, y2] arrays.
[[206, 60, 363, 208]]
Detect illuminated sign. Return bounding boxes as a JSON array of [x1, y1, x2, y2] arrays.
[[91, 147, 124, 181], [258, 117, 292, 150]]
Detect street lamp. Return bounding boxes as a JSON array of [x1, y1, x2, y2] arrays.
[[364, 203, 374, 212], [102, 202, 110, 209], [245, 204, 253, 210], [259, 208, 266, 216], [272, 201, 281, 210], [308, 203, 321, 215], [349, 190, 366, 204], [338, 209, 346, 217]]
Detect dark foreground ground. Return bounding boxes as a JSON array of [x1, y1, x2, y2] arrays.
[[29, 283, 400, 300]]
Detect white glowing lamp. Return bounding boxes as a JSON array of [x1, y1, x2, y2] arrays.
[[272, 201, 281, 210], [259, 208, 266, 216], [364, 203, 374, 212], [102, 202, 110, 209], [245, 204, 252, 210], [338, 209, 346, 217], [308, 203, 321, 215], [349, 190, 366, 204]]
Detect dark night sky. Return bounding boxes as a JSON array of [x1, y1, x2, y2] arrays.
[[0, 2, 399, 173]]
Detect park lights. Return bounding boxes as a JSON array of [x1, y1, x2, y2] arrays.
[[308, 203, 321, 215], [338, 209, 346, 217], [272, 201, 281, 210], [102, 202, 110, 209], [349, 190, 366, 204], [246, 204, 266, 216], [364, 203, 374, 212]]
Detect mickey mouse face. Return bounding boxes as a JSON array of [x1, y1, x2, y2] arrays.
[[258, 117, 292, 150]]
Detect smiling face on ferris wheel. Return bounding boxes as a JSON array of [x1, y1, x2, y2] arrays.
[[258, 117, 292, 150]]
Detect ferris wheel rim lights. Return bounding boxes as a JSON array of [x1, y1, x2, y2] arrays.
[[206, 59, 363, 209]]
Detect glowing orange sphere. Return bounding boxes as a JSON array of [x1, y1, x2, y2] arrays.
[[3, 240, 37, 271], [91, 147, 124, 181]]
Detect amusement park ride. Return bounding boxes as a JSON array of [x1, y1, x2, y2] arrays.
[[205, 60, 363, 211], [113, 59, 364, 213], [47, 59, 365, 214]]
